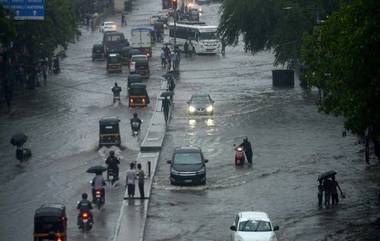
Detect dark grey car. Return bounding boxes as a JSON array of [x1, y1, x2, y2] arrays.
[[187, 93, 214, 115], [167, 147, 208, 185]]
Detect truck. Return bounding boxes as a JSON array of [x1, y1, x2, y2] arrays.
[[130, 27, 153, 58]]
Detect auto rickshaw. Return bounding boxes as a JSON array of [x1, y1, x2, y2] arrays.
[[128, 83, 150, 108], [128, 73, 143, 88], [99, 117, 121, 147], [92, 44, 105, 61], [120, 46, 131, 65], [33, 204, 67, 241], [106, 53, 122, 73]]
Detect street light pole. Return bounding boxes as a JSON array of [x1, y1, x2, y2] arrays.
[[173, 0, 178, 47]]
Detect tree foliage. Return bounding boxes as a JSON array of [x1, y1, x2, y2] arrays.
[[301, 0, 380, 133], [0, 4, 16, 46], [217, 0, 347, 66], [13, 0, 78, 62]]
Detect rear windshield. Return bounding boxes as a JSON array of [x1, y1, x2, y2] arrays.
[[174, 152, 202, 165], [100, 124, 119, 134], [129, 88, 147, 96], [35, 217, 64, 233], [105, 34, 123, 42]]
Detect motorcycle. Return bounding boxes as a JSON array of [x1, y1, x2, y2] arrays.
[[131, 121, 141, 136], [79, 211, 92, 232], [107, 167, 119, 185], [94, 189, 104, 210], [234, 145, 246, 166]]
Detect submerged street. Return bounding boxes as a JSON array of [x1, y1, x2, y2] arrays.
[[0, 0, 379, 241]]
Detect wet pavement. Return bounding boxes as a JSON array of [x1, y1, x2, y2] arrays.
[[0, 0, 379, 241], [144, 2, 380, 241]]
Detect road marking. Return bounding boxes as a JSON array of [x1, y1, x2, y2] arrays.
[[112, 187, 128, 241]]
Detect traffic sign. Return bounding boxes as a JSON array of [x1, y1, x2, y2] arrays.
[[2, 0, 45, 20]]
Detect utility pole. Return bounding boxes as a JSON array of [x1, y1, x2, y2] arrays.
[[173, 0, 178, 47]]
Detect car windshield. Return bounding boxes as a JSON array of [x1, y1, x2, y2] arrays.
[[191, 95, 209, 103], [238, 220, 272, 232], [104, 22, 114, 26], [174, 152, 202, 165]]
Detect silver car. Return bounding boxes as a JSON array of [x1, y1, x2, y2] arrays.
[[187, 93, 214, 115]]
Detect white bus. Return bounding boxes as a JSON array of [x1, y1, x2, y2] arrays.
[[168, 22, 221, 54]]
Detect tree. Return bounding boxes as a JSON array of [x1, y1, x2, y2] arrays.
[[217, 0, 347, 66], [301, 0, 380, 160]]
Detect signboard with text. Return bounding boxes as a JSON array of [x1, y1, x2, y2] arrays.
[[1, 0, 45, 20]]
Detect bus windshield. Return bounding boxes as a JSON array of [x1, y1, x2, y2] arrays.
[[198, 31, 217, 40]]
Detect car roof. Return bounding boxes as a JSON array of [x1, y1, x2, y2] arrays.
[[174, 146, 201, 153], [238, 211, 271, 222]]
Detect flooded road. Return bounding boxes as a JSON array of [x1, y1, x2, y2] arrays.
[[144, 2, 380, 241]]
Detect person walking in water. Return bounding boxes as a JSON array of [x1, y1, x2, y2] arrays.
[[330, 176, 344, 206], [125, 162, 136, 198], [137, 163, 145, 199], [323, 178, 332, 208]]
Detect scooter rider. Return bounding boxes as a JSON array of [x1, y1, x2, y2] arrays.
[[112, 82, 122, 102], [239, 137, 253, 165], [91, 173, 106, 203], [106, 150, 120, 180], [77, 193, 93, 227], [130, 112, 142, 133]]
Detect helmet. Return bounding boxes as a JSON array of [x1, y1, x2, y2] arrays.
[[133, 112, 138, 117], [114, 82, 118, 86], [110, 150, 115, 156], [82, 193, 88, 199], [243, 136, 248, 142]]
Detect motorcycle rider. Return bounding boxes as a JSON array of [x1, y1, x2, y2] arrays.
[[130, 112, 142, 134], [91, 173, 106, 203], [112, 82, 122, 103], [105, 150, 120, 181], [239, 137, 253, 165], [77, 193, 93, 227]]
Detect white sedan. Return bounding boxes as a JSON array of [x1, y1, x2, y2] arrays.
[[100, 21, 117, 32], [230, 211, 279, 241]]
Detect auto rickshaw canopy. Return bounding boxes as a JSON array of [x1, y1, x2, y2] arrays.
[[128, 83, 148, 96], [34, 204, 66, 234]]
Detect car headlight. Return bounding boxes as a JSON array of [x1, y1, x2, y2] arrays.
[[206, 105, 213, 112], [171, 169, 180, 175], [197, 167, 205, 174], [189, 105, 196, 113]]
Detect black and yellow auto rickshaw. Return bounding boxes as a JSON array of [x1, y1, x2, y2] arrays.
[[106, 53, 122, 73], [128, 73, 143, 88], [92, 44, 105, 61], [128, 83, 150, 108], [33, 204, 67, 241], [99, 117, 121, 147]]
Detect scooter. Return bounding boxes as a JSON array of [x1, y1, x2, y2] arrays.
[[78, 211, 92, 232], [94, 189, 104, 210], [234, 144, 246, 166]]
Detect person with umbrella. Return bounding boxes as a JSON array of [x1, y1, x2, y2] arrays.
[[10, 132, 31, 162]]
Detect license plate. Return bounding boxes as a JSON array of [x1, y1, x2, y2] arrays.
[[184, 179, 192, 183]]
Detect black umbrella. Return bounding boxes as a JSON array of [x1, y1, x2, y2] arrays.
[[318, 170, 337, 181], [10, 133, 28, 147], [160, 91, 174, 98], [87, 165, 107, 174]]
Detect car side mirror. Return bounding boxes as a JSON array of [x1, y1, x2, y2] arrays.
[[230, 225, 236, 231], [273, 225, 279, 231], [166, 160, 172, 164], [204, 159, 208, 163]]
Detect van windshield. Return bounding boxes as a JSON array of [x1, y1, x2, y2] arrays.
[[199, 31, 217, 40]]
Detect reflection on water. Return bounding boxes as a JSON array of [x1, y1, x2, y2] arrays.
[[189, 119, 197, 127], [206, 118, 214, 126]]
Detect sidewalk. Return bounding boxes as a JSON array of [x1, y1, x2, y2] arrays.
[[113, 79, 168, 241]]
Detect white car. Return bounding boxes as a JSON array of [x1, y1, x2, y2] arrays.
[[100, 21, 117, 32], [230, 211, 279, 241]]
